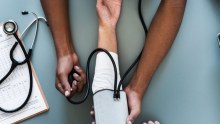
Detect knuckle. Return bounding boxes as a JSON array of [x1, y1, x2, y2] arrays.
[[63, 84, 69, 89], [57, 71, 65, 78]]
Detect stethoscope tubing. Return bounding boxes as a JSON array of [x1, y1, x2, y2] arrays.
[[67, 0, 148, 104], [0, 34, 33, 113], [67, 48, 118, 104], [0, 12, 47, 113]]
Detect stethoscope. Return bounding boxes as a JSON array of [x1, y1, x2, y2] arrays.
[[66, 0, 147, 104], [0, 11, 47, 113]]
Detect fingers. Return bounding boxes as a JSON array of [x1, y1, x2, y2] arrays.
[[96, 0, 104, 11], [143, 121, 160, 124], [55, 78, 65, 94], [90, 106, 95, 124], [126, 108, 141, 124], [74, 66, 86, 92], [90, 110, 95, 120], [97, 0, 103, 5], [58, 73, 71, 97], [56, 65, 86, 98], [69, 80, 77, 97], [155, 121, 160, 124], [55, 76, 71, 97]]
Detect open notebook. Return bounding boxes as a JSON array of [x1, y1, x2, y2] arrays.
[[0, 23, 49, 124]]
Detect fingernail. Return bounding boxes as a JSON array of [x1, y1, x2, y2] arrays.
[[90, 111, 94, 115], [70, 88, 73, 92], [148, 121, 154, 124], [128, 121, 132, 124], [143, 123, 147, 124], [155, 121, 160, 124], [74, 73, 79, 77], [65, 91, 70, 96], [74, 73, 82, 81], [74, 65, 80, 70], [73, 80, 78, 86]]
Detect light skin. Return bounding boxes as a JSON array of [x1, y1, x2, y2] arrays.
[[92, 0, 187, 124], [41, 0, 86, 97], [41, 0, 186, 123]]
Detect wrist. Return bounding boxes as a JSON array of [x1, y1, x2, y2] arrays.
[[54, 38, 75, 58], [99, 24, 116, 32], [57, 50, 76, 60], [128, 74, 150, 99], [126, 84, 143, 100], [98, 25, 116, 39], [57, 48, 74, 58]]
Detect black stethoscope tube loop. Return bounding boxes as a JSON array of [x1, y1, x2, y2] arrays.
[[0, 34, 33, 113], [67, 48, 118, 104], [116, 0, 148, 98], [67, 0, 148, 104], [0, 12, 47, 113]]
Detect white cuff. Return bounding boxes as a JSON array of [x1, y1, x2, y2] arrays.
[[92, 52, 121, 93]]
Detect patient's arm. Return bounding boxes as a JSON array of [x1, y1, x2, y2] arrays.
[[91, 0, 122, 123], [92, 27, 120, 93], [96, 0, 122, 52], [92, 0, 122, 93]]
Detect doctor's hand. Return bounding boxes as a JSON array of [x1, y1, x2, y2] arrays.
[[55, 53, 86, 97], [125, 86, 160, 124], [90, 106, 160, 124], [96, 0, 122, 28], [125, 85, 142, 124]]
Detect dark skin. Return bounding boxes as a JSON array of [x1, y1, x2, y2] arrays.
[[92, 0, 187, 124], [41, 0, 187, 123], [125, 0, 187, 123], [41, 0, 86, 97]]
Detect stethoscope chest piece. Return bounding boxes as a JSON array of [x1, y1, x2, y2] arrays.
[[3, 20, 18, 35], [0, 11, 47, 113]]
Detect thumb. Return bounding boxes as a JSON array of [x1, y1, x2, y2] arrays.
[[126, 108, 141, 124], [59, 73, 71, 97]]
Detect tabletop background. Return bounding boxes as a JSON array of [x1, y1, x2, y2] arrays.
[[0, 0, 219, 124]]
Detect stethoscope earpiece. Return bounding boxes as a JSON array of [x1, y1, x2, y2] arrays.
[[3, 20, 18, 35]]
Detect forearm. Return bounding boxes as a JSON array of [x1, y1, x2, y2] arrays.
[[130, 0, 187, 97], [98, 25, 118, 53], [41, 0, 74, 58]]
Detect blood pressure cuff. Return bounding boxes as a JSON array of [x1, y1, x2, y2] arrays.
[[92, 52, 128, 124], [92, 52, 121, 93], [93, 90, 128, 124]]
